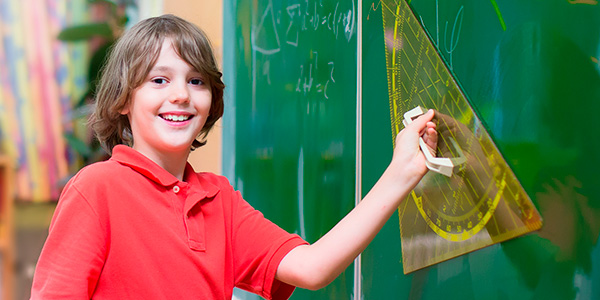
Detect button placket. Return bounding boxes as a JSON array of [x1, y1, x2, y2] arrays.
[[185, 209, 206, 252], [182, 186, 217, 253]]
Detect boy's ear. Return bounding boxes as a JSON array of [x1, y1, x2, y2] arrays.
[[119, 104, 130, 115]]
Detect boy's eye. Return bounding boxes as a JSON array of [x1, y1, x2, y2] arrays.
[[189, 78, 204, 86], [151, 78, 167, 84]]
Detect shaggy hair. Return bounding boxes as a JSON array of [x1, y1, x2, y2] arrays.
[[90, 14, 224, 154]]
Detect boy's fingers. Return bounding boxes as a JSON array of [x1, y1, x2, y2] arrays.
[[411, 109, 435, 128], [405, 109, 435, 134], [422, 125, 438, 151]]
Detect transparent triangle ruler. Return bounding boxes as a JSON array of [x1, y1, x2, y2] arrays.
[[382, 0, 543, 274]]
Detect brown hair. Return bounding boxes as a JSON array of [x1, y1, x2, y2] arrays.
[[90, 14, 224, 154]]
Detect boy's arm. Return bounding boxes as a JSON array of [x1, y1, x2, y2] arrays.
[[31, 183, 106, 299], [275, 110, 437, 290]]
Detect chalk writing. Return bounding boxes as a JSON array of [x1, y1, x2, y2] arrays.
[[285, 4, 301, 46], [425, 1, 464, 70], [252, 0, 356, 52], [253, 0, 281, 55], [295, 52, 336, 99], [257, 0, 357, 51], [250, 0, 352, 103], [568, 0, 598, 4], [367, 0, 382, 21], [283, 0, 356, 44], [442, 5, 464, 70], [262, 60, 272, 85]]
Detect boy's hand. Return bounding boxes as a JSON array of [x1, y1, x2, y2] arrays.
[[389, 109, 437, 186]]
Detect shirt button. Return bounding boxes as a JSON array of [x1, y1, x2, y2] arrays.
[[173, 185, 180, 194]]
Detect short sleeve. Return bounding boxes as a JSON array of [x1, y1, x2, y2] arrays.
[[30, 177, 108, 299], [231, 190, 308, 300]]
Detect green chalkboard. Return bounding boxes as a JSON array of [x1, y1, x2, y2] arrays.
[[223, 0, 358, 298], [362, 0, 600, 299], [224, 0, 600, 299]]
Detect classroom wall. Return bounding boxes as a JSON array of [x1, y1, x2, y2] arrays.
[[163, 0, 224, 175], [13, 3, 225, 299]]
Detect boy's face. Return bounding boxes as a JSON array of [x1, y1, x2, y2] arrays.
[[121, 39, 212, 160]]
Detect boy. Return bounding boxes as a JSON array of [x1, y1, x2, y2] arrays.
[[31, 14, 437, 299]]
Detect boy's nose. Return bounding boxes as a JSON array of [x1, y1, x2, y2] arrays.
[[169, 85, 190, 104]]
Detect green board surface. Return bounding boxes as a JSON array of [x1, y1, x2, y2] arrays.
[[224, 0, 600, 298], [362, 0, 600, 299], [223, 0, 358, 298]]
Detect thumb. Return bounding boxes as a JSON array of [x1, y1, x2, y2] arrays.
[[405, 109, 435, 132]]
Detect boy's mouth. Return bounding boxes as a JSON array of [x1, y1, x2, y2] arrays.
[[160, 114, 193, 122]]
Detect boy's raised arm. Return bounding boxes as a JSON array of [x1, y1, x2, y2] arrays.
[[276, 110, 437, 290]]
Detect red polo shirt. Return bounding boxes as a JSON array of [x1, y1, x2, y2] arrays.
[[31, 145, 307, 299]]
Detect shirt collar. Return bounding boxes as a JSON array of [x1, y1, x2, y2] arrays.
[[183, 163, 220, 200], [110, 145, 220, 199], [111, 145, 179, 187]]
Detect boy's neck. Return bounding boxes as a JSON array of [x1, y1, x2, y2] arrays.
[[133, 146, 190, 181]]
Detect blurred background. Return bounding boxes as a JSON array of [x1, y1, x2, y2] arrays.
[[2, 1, 599, 299], [0, 0, 223, 299]]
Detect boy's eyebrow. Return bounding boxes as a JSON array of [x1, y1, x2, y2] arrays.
[[150, 65, 203, 76], [150, 65, 173, 72]]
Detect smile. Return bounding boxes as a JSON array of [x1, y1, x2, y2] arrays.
[[160, 114, 193, 122]]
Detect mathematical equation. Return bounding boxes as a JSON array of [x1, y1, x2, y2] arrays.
[[295, 52, 336, 99], [284, 0, 356, 45], [251, 0, 355, 101]]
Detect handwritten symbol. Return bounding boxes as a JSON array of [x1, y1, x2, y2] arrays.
[[285, 4, 300, 47], [367, 0, 382, 20], [295, 56, 335, 99], [252, 0, 281, 55], [328, 62, 335, 83], [443, 5, 464, 70], [262, 60, 271, 84], [568, 0, 598, 4], [429, 1, 464, 70]]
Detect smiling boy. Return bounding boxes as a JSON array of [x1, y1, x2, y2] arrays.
[[31, 15, 437, 300]]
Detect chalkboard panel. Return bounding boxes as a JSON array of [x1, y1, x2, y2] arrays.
[[223, 0, 358, 298], [361, 0, 600, 299], [225, 0, 600, 298]]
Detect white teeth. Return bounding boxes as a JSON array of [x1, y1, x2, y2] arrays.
[[162, 114, 190, 122]]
